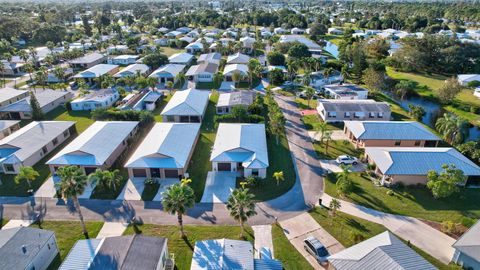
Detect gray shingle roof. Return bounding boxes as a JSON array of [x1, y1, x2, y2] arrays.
[[185, 62, 219, 76], [0, 227, 55, 270], [0, 120, 19, 133], [217, 91, 255, 107], [318, 99, 391, 112], [0, 90, 71, 113], [71, 52, 106, 64], [89, 235, 167, 270], [365, 147, 480, 176], [328, 231, 437, 270], [0, 87, 28, 104], [345, 121, 440, 141], [58, 239, 103, 270]]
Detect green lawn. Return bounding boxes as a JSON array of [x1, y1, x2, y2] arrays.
[[309, 207, 461, 270], [386, 67, 480, 125], [272, 224, 313, 270], [160, 47, 184, 57], [295, 97, 316, 110], [123, 224, 253, 270], [371, 92, 414, 121], [324, 172, 480, 224], [45, 107, 94, 133], [152, 94, 171, 122], [313, 140, 363, 160], [33, 220, 103, 270], [0, 218, 7, 229], [142, 182, 160, 201], [187, 92, 218, 201]]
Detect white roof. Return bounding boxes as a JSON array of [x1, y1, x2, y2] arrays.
[[47, 121, 138, 166], [329, 231, 436, 270], [211, 123, 268, 169], [0, 120, 19, 133], [279, 35, 321, 50], [226, 53, 250, 64], [223, 64, 248, 76], [161, 89, 210, 116], [191, 239, 254, 270], [73, 64, 118, 78], [71, 89, 118, 103], [113, 64, 149, 77], [150, 64, 185, 78], [112, 55, 139, 60], [453, 220, 480, 262], [365, 147, 480, 176], [0, 121, 75, 163], [458, 74, 480, 83], [125, 123, 200, 169], [0, 88, 28, 104], [168, 52, 194, 64]]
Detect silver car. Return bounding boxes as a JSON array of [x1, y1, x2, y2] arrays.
[[303, 236, 329, 264]]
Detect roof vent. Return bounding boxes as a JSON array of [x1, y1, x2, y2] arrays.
[[21, 245, 27, 254]]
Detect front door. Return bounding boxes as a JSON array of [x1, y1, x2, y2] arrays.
[[150, 168, 161, 178]]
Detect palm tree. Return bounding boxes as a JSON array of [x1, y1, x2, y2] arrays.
[[336, 164, 352, 197], [304, 86, 316, 107], [175, 72, 186, 86], [232, 71, 243, 86], [24, 62, 35, 84], [247, 59, 261, 87], [435, 113, 470, 145], [161, 178, 195, 238], [147, 76, 157, 91], [88, 169, 123, 191], [56, 166, 90, 238], [53, 66, 66, 88], [165, 81, 174, 94], [318, 121, 328, 143], [272, 171, 284, 186], [34, 67, 48, 90], [14, 166, 39, 189], [226, 188, 257, 238], [329, 198, 341, 224], [0, 63, 6, 88], [324, 130, 333, 154], [302, 71, 312, 87]]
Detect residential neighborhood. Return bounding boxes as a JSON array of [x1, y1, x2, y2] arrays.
[[0, 1, 480, 270]]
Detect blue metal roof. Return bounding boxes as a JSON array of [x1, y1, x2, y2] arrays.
[[59, 239, 102, 270], [345, 121, 440, 141]]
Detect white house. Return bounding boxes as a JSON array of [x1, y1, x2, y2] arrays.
[[458, 74, 480, 86], [291, 27, 305, 34], [46, 67, 74, 83], [161, 88, 210, 122], [107, 55, 139, 65], [240, 36, 255, 50], [0, 227, 59, 270], [70, 89, 119, 111], [216, 91, 255, 114], [70, 52, 106, 69], [47, 121, 139, 175], [113, 63, 150, 78], [210, 123, 269, 178], [328, 27, 344, 35], [149, 64, 186, 84], [185, 62, 219, 83], [73, 64, 119, 83], [168, 52, 194, 65], [0, 88, 29, 109], [223, 64, 248, 81], [0, 121, 75, 174], [185, 42, 204, 54], [125, 122, 201, 179], [106, 45, 128, 54], [0, 120, 20, 139], [310, 70, 343, 88], [197, 53, 222, 65], [226, 53, 250, 64], [324, 84, 369, 100], [274, 27, 288, 34]]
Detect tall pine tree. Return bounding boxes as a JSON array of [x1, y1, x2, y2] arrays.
[[30, 93, 44, 120]]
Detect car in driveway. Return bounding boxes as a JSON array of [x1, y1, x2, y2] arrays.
[[336, 155, 358, 165], [303, 236, 329, 265]]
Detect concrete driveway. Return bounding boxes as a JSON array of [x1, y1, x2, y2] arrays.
[[279, 213, 344, 269], [200, 172, 236, 203], [319, 160, 367, 173], [153, 179, 179, 202], [96, 222, 129, 238], [252, 225, 274, 259], [308, 130, 348, 142], [117, 178, 145, 201]]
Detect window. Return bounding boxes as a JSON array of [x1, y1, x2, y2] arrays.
[[42, 146, 48, 154], [344, 112, 350, 118], [369, 112, 375, 118], [414, 140, 421, 146], [327, 112, 337, 118], [378, 112, 384, 118], [52, 138, 58, 146], [4, 164, 14, 172], [394, 141, 401, 146], [63, 130, 69, 138]]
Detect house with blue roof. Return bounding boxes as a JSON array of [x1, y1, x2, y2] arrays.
[[161, 88, 210, 122], [365, 147, 480, 186], [149, 64, 186, 85], [344, 121, 441, 148], [125, 122, 200, 179], [210, 123, 269, 178], [47, 121, 139, 175]]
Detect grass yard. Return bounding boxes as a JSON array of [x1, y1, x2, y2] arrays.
[[309, 207, 461, 270], [0, 218, 7, 229], [123, 224, 253, 270], [324, 172, 480, 224], [187, 92, 218, 201], [45, 107, 94, 133], [313, 140, 363, 160], [272, 224, 314, 270], [33, 220, 103, 270], [160, 47, 184, 57], [386, 67, 480, 125], [295, 97, 317, 110], [152, 94, 171, 122], [371, 92, 413, 121]]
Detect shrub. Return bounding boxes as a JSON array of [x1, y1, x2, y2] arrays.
[[386, 190, 394, 196], [441, 220, 460, 234], [349, 231, 365, 244], [461, 217, 476, 228], [144, 178, 158, 185]]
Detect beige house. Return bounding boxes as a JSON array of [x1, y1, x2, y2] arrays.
[[125, 123, 200, 179], [317, 99, 391, 123], [47, 121, 138, 175], [344, 121, 441, 148], [365, 147, 480, 186], [0, 121, 75, 174], [0, 88, 29, 109], [0, 120, 20, 139]]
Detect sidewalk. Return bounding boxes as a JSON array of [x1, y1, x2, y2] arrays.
[[96, 222, 128, 238], [252, 225, 274, 259], [321, 194, 455, 264], [279, 212, 344, 269]]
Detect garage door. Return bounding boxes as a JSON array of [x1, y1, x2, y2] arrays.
[[132, 169, 147, 177], [217, 163, 231, 171], [164, 169, 179, 178]]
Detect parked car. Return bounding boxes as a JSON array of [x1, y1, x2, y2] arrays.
[[296, 90, 319, 99], [303, 236, 329, 265], [336, 155, 358, 165]]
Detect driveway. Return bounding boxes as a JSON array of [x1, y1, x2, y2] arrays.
[[200, 172, 236, 203], [308, 130, 348, 142], [2, 219, 34, 230], [96, 222, 128, 238], [279, 212, 344, 269], [117, 178, 145, 201], [252, 225, 274, 259], [319, 160, 367, 173], [152, 179, 179, 202]]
